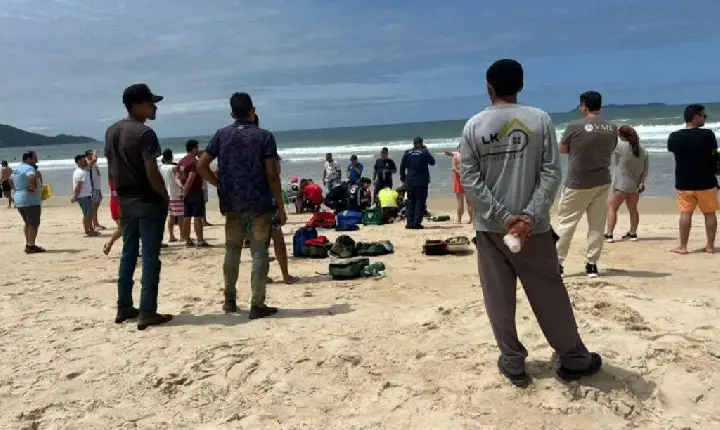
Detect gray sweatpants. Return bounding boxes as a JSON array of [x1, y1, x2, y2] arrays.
[[475, 231, 592, 375]]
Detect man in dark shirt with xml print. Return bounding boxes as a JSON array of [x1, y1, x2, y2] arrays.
[[198, 92, 286, 320], [105, 83, 172, 330]]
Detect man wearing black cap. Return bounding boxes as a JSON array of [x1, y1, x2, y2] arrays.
[[399, 136, 435, 229], [105, 83, 172, 330]]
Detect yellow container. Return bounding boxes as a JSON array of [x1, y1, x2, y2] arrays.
[[41, 184, 53, 201]]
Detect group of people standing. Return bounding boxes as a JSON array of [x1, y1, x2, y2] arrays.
[[4, 61, 717, 389], [321, 137, 438, 229], [71, 150, 105, 237], [460, 59, 718, 387], [555, 97, 717, 278]]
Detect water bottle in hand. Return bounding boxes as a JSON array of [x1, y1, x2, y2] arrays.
[[503, 233, 522, 253]]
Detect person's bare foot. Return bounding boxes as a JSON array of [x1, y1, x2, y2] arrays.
[[266, 277, 274, 284], [704, 245, 717, 254], [670, 246, 689, 255], [87, 231, 101, 237], [169, 237, 178, 243], [283, 275, 299, 285]]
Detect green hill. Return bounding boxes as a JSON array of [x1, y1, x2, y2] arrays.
[[0, 123, 97, 148]]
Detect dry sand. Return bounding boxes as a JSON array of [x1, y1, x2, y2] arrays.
[[1, 196, 720, 429]]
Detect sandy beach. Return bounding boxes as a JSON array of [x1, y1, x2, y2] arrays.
[[1, 196, 719, 429]]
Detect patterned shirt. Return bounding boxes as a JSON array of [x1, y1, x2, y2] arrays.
[[206, 120, 278, 214]]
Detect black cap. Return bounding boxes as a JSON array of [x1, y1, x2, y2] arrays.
[[122, 84, 163, 106], [413, 136, 424, 144]]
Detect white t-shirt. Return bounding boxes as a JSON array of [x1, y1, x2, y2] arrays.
[[73, 168, 92, 198], [88, 164, 101, 191], [324, 160, 341, 182], [160, 164, 182, 200]]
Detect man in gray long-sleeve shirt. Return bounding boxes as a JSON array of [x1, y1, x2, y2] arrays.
[[460, 59, 601, 387]]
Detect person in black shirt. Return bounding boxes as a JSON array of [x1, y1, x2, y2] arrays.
[[372, 147, 397, 205], [105, 83, 172, 330], [667, 104, 719, 254]]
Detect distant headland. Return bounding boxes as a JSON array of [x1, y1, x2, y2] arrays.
[[0, 123, 97, 149]]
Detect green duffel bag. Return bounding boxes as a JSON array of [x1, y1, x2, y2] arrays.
[[300, 244, 330, 259], [356, 240, 394, 256], [329, 257, 370, 280]]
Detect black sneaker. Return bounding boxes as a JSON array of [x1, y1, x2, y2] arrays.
[[249, 304, 278, 320], [557, 353, 603, 381], [622, 232, 638, 242], [222, 300, 239, 313], [115, 307, 140, 324], [604, 234, 615, 243], [585, 263, 599, 278], [497, 357, 530, 388], [25, 244, 47, 254], [137, 313, 173, 330]]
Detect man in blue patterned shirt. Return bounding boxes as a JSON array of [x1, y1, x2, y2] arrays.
[[198, 92, 286, 320]]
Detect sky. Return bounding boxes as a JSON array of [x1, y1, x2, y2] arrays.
[[1, 0, 720, 139]]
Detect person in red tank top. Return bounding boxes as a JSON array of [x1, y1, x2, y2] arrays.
[[302, 180, 323, 212], [103, 180, 123, 255]]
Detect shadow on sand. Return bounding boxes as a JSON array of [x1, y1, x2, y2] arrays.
[[167, 303, 354, 327], [526, 359, 656, 400]]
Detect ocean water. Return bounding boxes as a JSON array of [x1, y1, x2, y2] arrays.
[[2, 107, 719, 198]]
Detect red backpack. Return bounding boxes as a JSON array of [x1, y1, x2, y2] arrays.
[[307, 211, 336, 229]]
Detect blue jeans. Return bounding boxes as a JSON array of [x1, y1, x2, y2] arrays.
[[406, 184, 428, 228], [223, 211, 273, 306], [117, 199, 168, 314]]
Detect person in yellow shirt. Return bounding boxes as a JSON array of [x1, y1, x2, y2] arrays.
[[378, 185, 400, 220]]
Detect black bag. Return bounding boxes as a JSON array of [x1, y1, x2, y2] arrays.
[[329, 257, 370, 280], [423, 240, 448, 256], [329, 235, 357, 259], [300, 244, 330, 259]]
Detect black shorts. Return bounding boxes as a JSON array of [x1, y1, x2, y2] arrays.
[[183, 192, 206, 218], [18, 205, 41, 228], [1, 181, 10, 193]]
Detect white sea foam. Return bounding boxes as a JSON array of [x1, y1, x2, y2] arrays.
[[9, 122, 720, 170]]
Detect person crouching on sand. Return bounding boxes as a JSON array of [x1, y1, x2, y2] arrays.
[[604, 125, 648, 243], [461, 58, 601, 387]]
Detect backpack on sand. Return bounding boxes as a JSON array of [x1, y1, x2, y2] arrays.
[[336, 210, 363, 231], [329, 257, 370, 280], [293, 226, 318, 257], [423, 239, 448, 256], [301, 244, 330, 259], [307, 211, 336, 229], [329, 235, 357, 259], [356, 240, 394, 256]]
